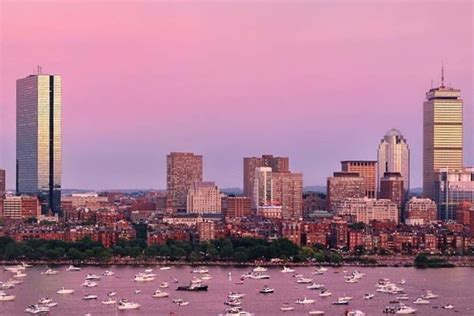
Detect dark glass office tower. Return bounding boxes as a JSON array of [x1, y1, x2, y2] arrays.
[[16, 73, 62, 215]]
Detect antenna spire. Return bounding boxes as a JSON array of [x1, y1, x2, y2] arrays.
[[441, 61, 445, 88]]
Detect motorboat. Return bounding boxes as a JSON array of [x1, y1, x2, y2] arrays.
[[296, 277, 313, 284], [67, 265, 81, 272], [423, 290, 439, 299], [176, 282, 208, 291], [134, 274, 155, 282], [172, 276, 179, 283], [160, 266, 171, 270], [103, 270, 115, 276], [152, 289, 169, 298], [108, 291, 117, 297], [101, 298, 117, 305], [394, 306, 417, 314], [319, 289, 332, 297], [397, 295, 409, 301], [363, 293, 375, 300], [399, 279, 406, 285], [41, 268, 58, 275], [224, 299, 242, 307], [133, 289, 141, 294], [56, 287, 74, 294], [252, 266, 267, 272], [413, 297, 430, 304], [259, 285, 274, 294], [307, 283, 324, 290], [201, 274, 213, 280], [345, 277, 358, 283], [85, 274, 101, 280], [220, 308, 254, 316], [13, 271, 27, 278], [346, 310, 365, 316], [81, 281, 98, 287], [280, 303, 294, 311], [38, 298, 52, 304], [281, 266, 295, 273], [332, 298, 350, 305], [293, 273, 304, 278], [0, 292, 15, 301], [340, 295, 353, 301], [443, 304, 454, 309], [241, 272, 270, 280], [117, 299, 141, 310], [308, 311, 325, 315], [39, 301, 57, 308], [0, 281, 15, 289], [144, 268, 153, 273], [83, 294, 98, 300], [160, 282, 169, 288], [296, 297, 315, 304], [25, 305, 50, 314], [192, 267, 209, 274], [173, 298, 190, 306], [228, 292, 245, 300]]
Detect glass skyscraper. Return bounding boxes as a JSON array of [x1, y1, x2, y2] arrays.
[[16, 73, 62, 215]]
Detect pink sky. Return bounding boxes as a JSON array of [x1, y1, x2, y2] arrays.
[[0, 0, 472, 190]]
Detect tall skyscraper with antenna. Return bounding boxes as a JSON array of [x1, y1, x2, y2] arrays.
[[16, 70, 62, 215], [423, 67, 463, 200]]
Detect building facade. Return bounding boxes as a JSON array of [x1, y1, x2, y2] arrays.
[[327, 172, 366, 212], [225, 196, 252, 218], [379, 172, 405, 218], [166, 152, 203, 212], [423, 74, 463, 200], [341, 161, 377, 198], [252, 167, 273, 208], [376, 128, 410, 197], [272, 172, 303, 219], [0, 169, 5, 196], [186, 181, 222, 214], [405, 197, 437, 225], [333, 198, 399, 224], [243, 155, 289, 201], [16, 73, 62, 214], [434, 167, 474, 220], [2, 195, 41, 220]]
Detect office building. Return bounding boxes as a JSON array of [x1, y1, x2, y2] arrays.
[[2, 195, 41, 220], [405, 197, 437, 225], [272, 172, 303, 219], [379, 172, 405, 217], [434, 167, 474, 220], [16, 73, 62, 214], [327, 172, 365, 212], [423, 70, 463, 199], [166, 152, 203, 212], [333, 198, 399, 224], [186, 181, 222, 214], [0, 169, 5, 196], [225, 196, 252, 218], [377, 129, 410, 197], [243, 155, 289, 201], [341, 161, 377, 198]]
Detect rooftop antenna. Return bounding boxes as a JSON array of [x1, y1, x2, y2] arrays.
[[36, 65, 42, 75], [430, 79, 433, 89], [441, 61, 445, 88]]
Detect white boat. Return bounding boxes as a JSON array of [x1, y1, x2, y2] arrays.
[[443, 304, 454, 310], [56, 287, 75, 294], [41, 268, 58, 275], [117, 299, 141, 310], [103, 270, 115, 276], [0, 282, 15, 289], [399, 279, 406, 284], [144, 268, 153, 273], [38, 298, 52, 304], [307, 283, 324, 290], [13, 271, 27, 278], [201, 274, 213, 280], [83, 294, 98, 300], [160, 266, 171, 270], [67, 265, 81, 272], [363, 293, 375, 300], [340, 295, 353, 301], [173, 298, 190, 306], [296, 297, 315, 304], [423, 290, 439, 299], [25, 305, 50, 314], [281, 266, 295, 273], [332, 298, 350, 305], [134, 275, 155, 282], [259, 286, 274, 294], [7, 279, 22, 285], [308, 311, 325, 315], [152, 289, 169, 298], [101, 298, 117, 305], [345, 277, 358, 283], [224, 299, 242, 307], [220, 310, 254, 316], [346, 310, 365, 316], [81, 281, 98, 287], [413, 297, 430, 304], [85, 274, 101, 280], [192, 267, 209, 274], [397, 295, 409, 301], [280, 303, 294, 311], [108, 291, 117, 297], [39, 302, 57, 308], [293, 273, 304, 278], [133, 289, 141, 294], [252, 266, 267, 272], [296, 277, 313, 284], [0, 292, 15, 301], [395, 306, 417, 314], [228, 292, 245, 300], [319, 289, 332, 297], [160, 282, 169, 288]]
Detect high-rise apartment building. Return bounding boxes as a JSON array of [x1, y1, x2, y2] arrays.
[[0, 169, 5, 196], [272, 172, 303, 219], [377, 129, 410, 198], [186, 181, 222, 214], [434, 167, 474, 220], [253, 167, 273, 208], [243, 155, 289, 200], [225, 196, 252, 218], [166, 152, 203, 212], [16, 73, 62, 214], [327, 172, 366, 212], [423, 71, 463, 200], [379, 172, 404, 218], [341, 161, 377, 198]]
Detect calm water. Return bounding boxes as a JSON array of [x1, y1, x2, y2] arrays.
[[1, 265, 473, 315]]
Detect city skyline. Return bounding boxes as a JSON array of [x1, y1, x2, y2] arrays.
[[1, 1, 473, 190]]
